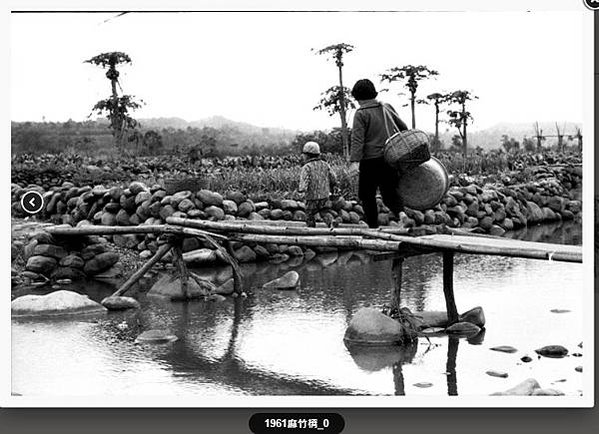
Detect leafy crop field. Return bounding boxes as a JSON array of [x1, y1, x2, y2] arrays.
[[12, 150, 582, 202]]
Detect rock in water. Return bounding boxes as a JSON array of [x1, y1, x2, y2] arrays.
[[420, 327, 445, 335], [417, 311, 449, 328], [550, 309, 571, 314], [486, 370, 509, 378], [344, 307, 408, 345], [147, 274, 212, 300], [25, 256, 57, 275], [521, 356, 533, 363], [575, 366, 582, 373], [207, 294, 227, 302], [490, 345, 518, 354], [214, 278, 235, 296], [445, 322, 481, 336], [262, 271, 300, 290], [134, 330, 178, 344], [413, 382, 433, 388], [490, 378, 541, 396], [415, 307, 486, 330], [466, 328, 487, 345], [83, 252, 119, 275], [101, 296, 140, 311], [459, 306, 486, 328], [11, 290, 107, 317], [532, 388, 565, 396], [535, 345, 568, 358]]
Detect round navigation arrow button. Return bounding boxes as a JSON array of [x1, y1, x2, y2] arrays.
[[20, 191, 44, 214]]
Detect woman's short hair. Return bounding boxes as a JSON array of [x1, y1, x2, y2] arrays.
[[351, 79, 378, 100]]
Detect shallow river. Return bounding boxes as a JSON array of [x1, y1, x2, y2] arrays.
[[12, 221, 585, 397]]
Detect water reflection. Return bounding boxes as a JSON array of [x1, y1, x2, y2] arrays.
[[12, 220, 583, 396], [505, 219, 582, 245]]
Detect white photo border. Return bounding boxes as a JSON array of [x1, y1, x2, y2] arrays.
[[1, 0, 595, 408]]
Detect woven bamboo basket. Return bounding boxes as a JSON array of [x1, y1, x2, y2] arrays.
[[396, 157, 449, 210], [384, 129, 431, 171]]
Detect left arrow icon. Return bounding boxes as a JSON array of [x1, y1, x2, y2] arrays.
[[20, 191, 44, 214]]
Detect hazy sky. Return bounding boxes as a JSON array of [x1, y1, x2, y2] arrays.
[[10, 11, 585, 132]]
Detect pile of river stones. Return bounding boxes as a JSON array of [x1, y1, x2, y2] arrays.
[[10, 168, 582, 278], [12, 231, 121, 287]]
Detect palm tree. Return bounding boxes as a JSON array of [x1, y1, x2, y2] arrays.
[[425, 92, 450, 149], [86, 51, 143, 149], [313, 43, 355, 159], [446, 90, 477, 157], [380, 65, 439, 129]]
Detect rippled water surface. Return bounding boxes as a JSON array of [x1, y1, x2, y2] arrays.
[[12, 221, 585, 397]]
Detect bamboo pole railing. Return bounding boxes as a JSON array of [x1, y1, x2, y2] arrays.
[[167, 218, 581, 263], [229, 233, 403, 251], [46, 224, 229, 242], [166, 217, 411, 237]]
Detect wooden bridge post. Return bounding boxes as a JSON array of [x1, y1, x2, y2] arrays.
[[442, 251, 459, 324], [391, 257, 404, 313], [111, 242, 172, 298], [171, 237, 190, 299]]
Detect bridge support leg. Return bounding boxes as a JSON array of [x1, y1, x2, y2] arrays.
[[443, 251, 459, 324], [391, 257, 404, 313], [110, 242, 172, 298], [171, 238, 189, 299]]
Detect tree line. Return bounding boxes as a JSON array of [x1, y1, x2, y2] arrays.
[[312, 43, 477, 158]]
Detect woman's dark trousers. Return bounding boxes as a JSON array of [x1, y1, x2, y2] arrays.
[[358, 157, 403, 228]]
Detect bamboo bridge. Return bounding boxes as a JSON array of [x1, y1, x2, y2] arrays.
[[46, 217, 583, 324]]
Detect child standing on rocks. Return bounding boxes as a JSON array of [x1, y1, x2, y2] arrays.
[[299, 141, 337, 228]]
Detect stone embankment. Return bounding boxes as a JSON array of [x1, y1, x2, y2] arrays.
[[10, 165, 582, 284]]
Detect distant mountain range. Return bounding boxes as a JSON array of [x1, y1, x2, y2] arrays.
[[437, 121, 583, 150], [137, 116, 582, 150], [16, 115, 582, 152], [137, 116, 299, 138]]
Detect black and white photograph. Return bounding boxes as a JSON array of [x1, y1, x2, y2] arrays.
[[5, 2, 595, 407]]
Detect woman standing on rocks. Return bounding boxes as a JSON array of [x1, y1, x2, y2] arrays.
[[349, 79, 408, 228]]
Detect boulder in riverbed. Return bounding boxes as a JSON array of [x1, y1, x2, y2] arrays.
[[83, 252, 119, 275], [531, 388, 565, 396], [147, 274, 211, 300], [214, 278, 235, 296], [134, 329, 178, 344], [459, 306, 486, 327], [12, 290, 107, 317], [490, 378, 541, 396], [101, 296, 140, 310], [486, 370, 509, 378], [25, 255, 57, 275], [445, 321, 481, 336], [344, 307, 410, 345], [490, 345, 518, 354], [535, 345, 568, 358], [262, 271, 300, 290]]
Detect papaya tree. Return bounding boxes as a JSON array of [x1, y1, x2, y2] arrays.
[[86, 51, 143, 149], [446, 90, 477, 157], [555, 122, 565, 152], [313, 43, 354, 159], [313, 86, 356, 154], [380, 65, 439, 129], [533, 122, 546, 151], [425, 92, 450, 150]]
